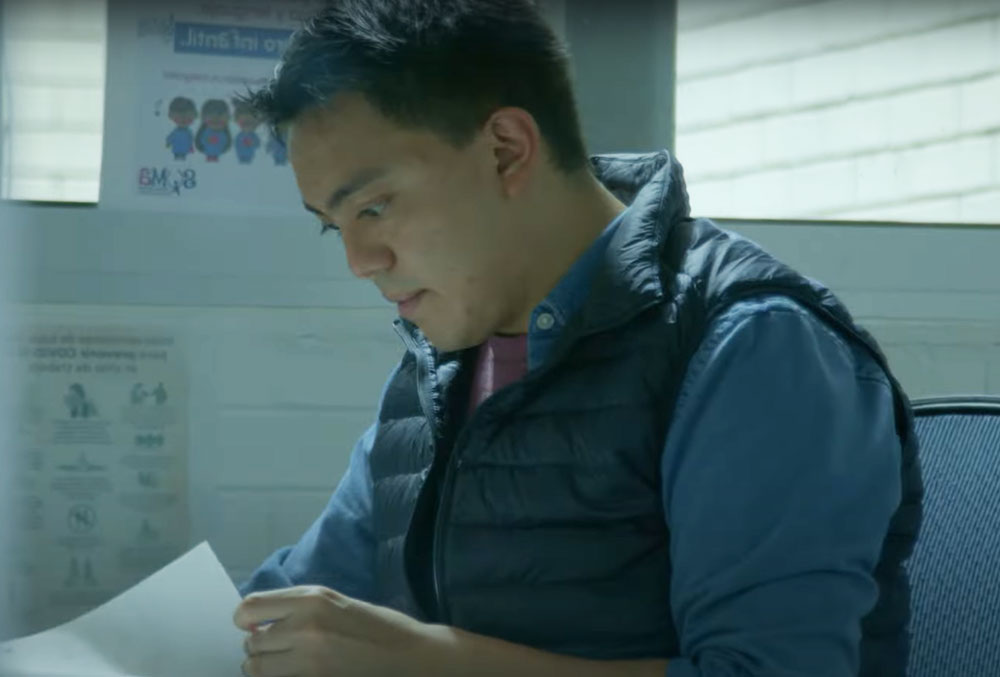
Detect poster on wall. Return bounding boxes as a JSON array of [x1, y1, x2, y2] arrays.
[[5, 325, 188, 636], [100, 1, 324, 215]]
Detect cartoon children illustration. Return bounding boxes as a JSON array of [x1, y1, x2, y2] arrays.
[[195, 99, 232, 162], [233, 100, 262, 164], [265, 130, 288, 166], [165, 96, 197, 161]]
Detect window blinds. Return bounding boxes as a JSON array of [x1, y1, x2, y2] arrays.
[[0, 0, 106, 202]]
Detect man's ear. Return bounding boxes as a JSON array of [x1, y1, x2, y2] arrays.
[[483, 107, 541, 198]]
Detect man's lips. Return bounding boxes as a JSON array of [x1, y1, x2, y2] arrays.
[[382, 290, 424, 304], [386, 290, 427, 318]]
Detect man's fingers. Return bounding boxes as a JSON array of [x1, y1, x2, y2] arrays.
[[234, 585, 348, 631], [233, 588, 305, 630], [243, 620, 294, 656], [241, 647, 298, 677]]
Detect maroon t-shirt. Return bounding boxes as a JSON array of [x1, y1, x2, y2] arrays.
[[468, 333, 529, 413]]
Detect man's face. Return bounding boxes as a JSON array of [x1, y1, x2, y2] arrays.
[[290, 94, 529, 351]]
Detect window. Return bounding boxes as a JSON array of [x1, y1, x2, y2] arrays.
[[0, 0, 107, 202], [675, 0, 1000, 224]]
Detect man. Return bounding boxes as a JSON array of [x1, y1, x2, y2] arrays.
[[234, 2, 923, 676]]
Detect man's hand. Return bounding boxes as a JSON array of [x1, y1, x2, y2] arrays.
[[234, 585, 446, 677], [235, 586, 667, 677]]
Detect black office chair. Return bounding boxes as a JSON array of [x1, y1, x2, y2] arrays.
[[906, 395, 1000, 676]]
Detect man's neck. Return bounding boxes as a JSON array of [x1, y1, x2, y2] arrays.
[[500, 172, 627, 334]]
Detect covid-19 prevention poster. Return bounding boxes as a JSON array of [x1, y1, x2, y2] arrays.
[[100, 0, 324, 215], [4, 320, 189, 636]]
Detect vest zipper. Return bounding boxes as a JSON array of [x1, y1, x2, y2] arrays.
[[394, 320, 457, 621], [429, 372, 477, 625], [431, 441, 462, 623], [393, 322, 439, 427]]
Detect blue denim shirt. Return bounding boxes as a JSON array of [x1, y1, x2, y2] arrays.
[[241, 212, 901, 677]]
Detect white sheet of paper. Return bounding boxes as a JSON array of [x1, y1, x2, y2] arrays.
[[0, 542, 245, 677]]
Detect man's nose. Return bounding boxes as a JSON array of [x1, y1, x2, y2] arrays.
[[341, 227, 394, 279]]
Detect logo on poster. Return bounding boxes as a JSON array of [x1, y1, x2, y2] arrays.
[[138, 167, 197, 196]]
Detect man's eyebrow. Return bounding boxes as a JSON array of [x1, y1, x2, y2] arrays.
[[302, 167, 389, 216]]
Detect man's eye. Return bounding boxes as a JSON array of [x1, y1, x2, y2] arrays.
[[320, 222, 341, 236], [358, 199, 389, 219]]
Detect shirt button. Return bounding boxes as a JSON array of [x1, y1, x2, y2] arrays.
[[535, 312, 556, 331]]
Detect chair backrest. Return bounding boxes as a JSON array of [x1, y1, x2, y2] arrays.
[[906, 396, 1000, 676]]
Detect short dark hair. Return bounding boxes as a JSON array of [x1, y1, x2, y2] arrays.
[[242, 0, 589, 172]]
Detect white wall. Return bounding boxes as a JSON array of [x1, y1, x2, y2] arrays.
[[676, 0, 1000, 223], [730, 219, 1000, 396]]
